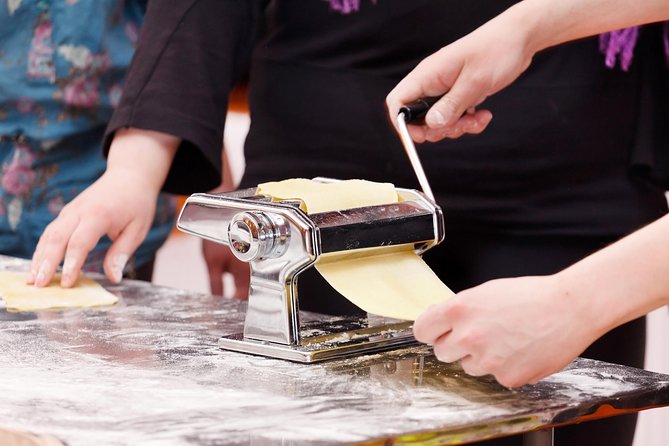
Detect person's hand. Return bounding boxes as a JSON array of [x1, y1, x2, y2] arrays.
[[386, 8, 537, 143], [29, 128, 179, 288], [413, 275, 601, 387], [201, 239, 250, 299], [29, 170, 159, 288], [199, 148, 249, 299]]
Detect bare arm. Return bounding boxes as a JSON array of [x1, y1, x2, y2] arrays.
[[405, 0, 669, 387], [558, 213, 669, 335], [386, 0, 669, 142], [414, 214, 669, 387], [29, 0, 260, 287]]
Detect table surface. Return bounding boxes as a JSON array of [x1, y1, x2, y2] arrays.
[[1, 255, 669, 446]]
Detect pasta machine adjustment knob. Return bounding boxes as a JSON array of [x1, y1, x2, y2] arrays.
[[228, 211, 290, 262]]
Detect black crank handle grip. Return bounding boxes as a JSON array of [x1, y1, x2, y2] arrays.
[[399, 96, 474, 125], [398, 97, 441, 124]]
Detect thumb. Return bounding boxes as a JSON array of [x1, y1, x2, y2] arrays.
[[103, 222, 147, 284], [425, 71, 486, 129]]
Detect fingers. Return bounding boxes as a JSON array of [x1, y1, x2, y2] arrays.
[[34, 212, 141, 288], [418, 70, 493, 142], [386, 49, 464, 131], [432, 332, 467, 364], [462, 359, 534, 387], [219, 254, 250, 300], [103, 221, 148, 284], [459, 356, 489, 377], [403, 108, 492, 145], [206, 259, 224, 296], [413, 301, 454, 344], [431, 332, 494, 379], [494, 369, 535, 389], [202, 239, 225, 296], [201, 240, 251, 299], [60, 218, 110, 287], [230, 260, 250, 301], [424, 70, 487, 130], [30, 216, 80, 287], [426, 109, 494, 141], [387, 43, 497, 143]]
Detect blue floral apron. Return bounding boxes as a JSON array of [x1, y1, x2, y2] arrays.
[[0, 0, 173, 273]]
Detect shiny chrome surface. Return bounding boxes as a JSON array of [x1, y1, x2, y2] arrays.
[[1, 256, 669, 446], [180, 192, 318, 346], [397, 112, 435, 201], [228, 211, 291, 262], [394, 187, 445, 253], [220, 318, 416, 363], [175, 180, 445, 360]]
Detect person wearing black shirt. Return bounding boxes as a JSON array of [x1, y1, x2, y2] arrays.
[[29, 2, 669, 445], [388, 0, 669, 392]]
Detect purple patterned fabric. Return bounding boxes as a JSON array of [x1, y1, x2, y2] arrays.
[[664, 23, 669, 65], [600, 23, 669, 71], [599, 27, 639, 71], [327, 0, 377, 14], [327, 0, 361, 14]]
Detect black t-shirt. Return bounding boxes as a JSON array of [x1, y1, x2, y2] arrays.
[[107, 0, 669, 237]]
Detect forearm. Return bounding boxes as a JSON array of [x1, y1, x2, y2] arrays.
[[107, 128, 180, 195], [386, 0, 669, 141], [557, 214, 669, 337], [106, 0, 260, 195], [505, 0, 669, 54]]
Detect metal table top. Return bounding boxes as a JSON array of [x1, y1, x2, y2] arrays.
[[1, 255, 668, 445]]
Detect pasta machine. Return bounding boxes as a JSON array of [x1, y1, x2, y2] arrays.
[[177, 178, 444, 362]]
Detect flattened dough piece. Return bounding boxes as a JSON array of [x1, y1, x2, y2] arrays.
[[257, 178, 399, 214], [257, 178, 453, 320], [316, 250, 454, 321], [0, 271, 118, 312]]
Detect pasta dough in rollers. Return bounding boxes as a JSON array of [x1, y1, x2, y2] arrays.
[[257, 179, 454, 320]]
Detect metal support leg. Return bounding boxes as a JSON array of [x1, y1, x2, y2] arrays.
[[523, 428, 554, 446]]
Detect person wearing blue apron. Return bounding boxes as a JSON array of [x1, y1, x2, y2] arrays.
[[0, 0, 174, 279]]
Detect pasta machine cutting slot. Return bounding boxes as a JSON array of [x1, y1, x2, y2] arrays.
[[177, 178, 444, 362]]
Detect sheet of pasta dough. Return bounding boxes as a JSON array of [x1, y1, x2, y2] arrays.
[[257, 178, 399, 214], [0, 271, 118, 312], [316, 250, 454, 320], [257, 179, 454, 320]]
